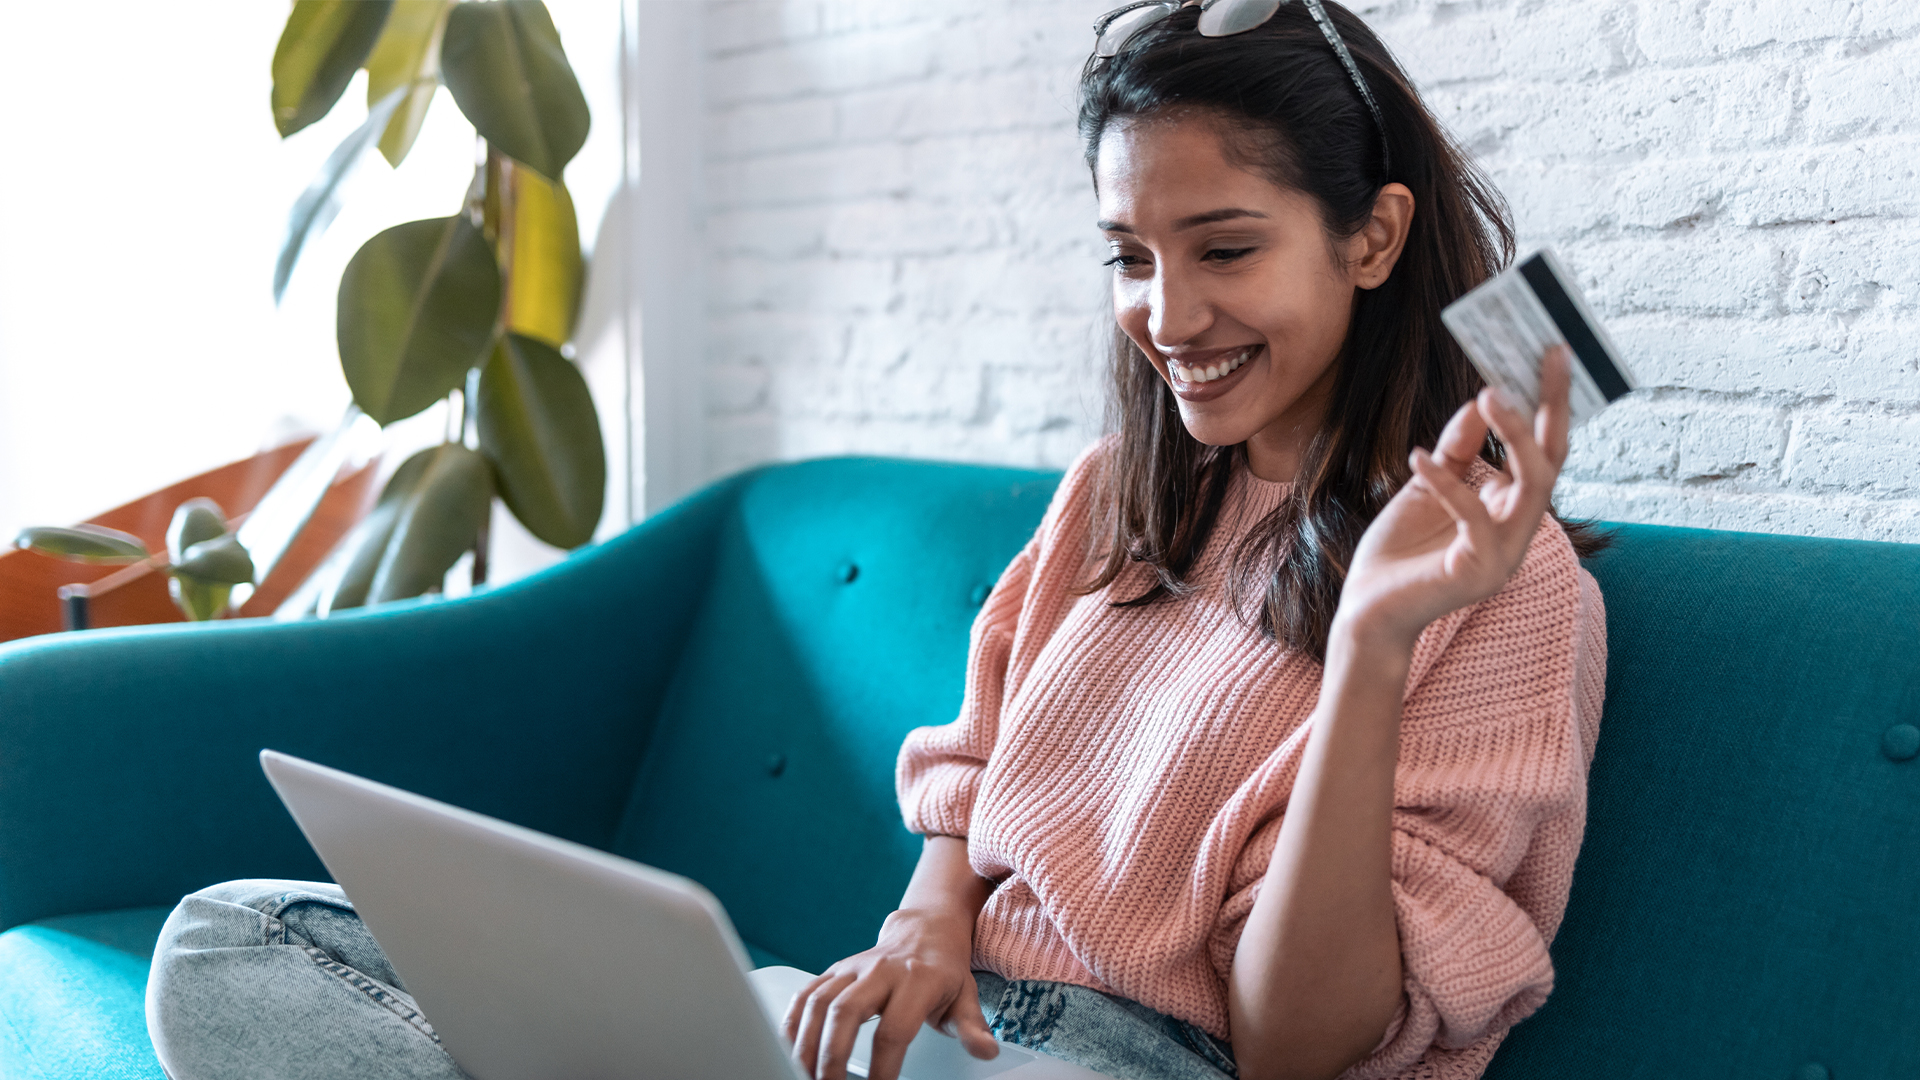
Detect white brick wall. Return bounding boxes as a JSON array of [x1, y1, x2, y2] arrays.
[[700, 0, 1920, 542]]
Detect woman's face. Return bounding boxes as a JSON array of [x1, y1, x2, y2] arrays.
[[1095, 113, 1410, 481]]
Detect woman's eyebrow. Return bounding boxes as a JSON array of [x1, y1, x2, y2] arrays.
[[1097, 208, 1271, 234]]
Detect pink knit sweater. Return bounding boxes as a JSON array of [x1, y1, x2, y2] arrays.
[[896, 440, 1606, 1079]]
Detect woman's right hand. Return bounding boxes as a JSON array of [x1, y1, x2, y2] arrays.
[[782, 904, 1000, 1080]]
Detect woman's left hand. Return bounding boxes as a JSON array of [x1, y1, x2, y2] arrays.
[[1335, 345, 1573, 649]]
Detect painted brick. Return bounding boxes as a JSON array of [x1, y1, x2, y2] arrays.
[[707, 23, 942, 105], [820, 202, 1011, 257], [1785, 219, 1920, 316], [1382, 1, 1634, 87], [1725, 140, 1920, 226], [708, 206, 829, 259], [695, 0, 1920, 544], [1799, 39, 1920, 143], [707, 2, 819, 56], [709, 254, 897, 314], [707, 142, 910, 208], [1632, 0, 1857, 66], [711, 98, 838, 160], [1784, 408, 1920, 494], [1575, 234, 1786, 317], [837, 69, 1064, 144]]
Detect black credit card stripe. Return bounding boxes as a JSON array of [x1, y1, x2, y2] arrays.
[[1518, 254, 1632, 401]]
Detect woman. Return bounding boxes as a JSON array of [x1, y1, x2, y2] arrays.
[[146, 4, 1602, 1080], [780, 3, 1604, 1080]]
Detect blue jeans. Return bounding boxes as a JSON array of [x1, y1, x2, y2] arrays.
[[973, 971, 1237, 1080], [147, 879, 1235, 1080], [146, 880, 468, 1080]]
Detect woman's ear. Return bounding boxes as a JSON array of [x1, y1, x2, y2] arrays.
[[1353, 183, 1414, 290]]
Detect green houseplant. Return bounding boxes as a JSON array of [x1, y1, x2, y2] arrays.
[[11, 0, 603, 624], [275, 0, 606, 610]]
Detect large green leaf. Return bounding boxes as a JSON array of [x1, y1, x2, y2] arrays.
[[275, 87, 407, 304], [441, 1, 590, 181], [476, 334, 604, 549], [330, 443, 493, 610], [172, 534, 256, 587], [502, 162, 582, 347], [166, 498, 229, 560], [338, 215, 502, 425], [365, 0, 452, 167], [272, 0, 395, 137], [14, 525, 147, 563]]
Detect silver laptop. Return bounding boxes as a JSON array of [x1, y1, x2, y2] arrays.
[[260, 750, 1110, 1080]]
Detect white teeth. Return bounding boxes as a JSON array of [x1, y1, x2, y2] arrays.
[[1173, 347, 1257, 384]]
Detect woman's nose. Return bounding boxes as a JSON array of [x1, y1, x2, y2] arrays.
[[1147, 266, 1210, 348]]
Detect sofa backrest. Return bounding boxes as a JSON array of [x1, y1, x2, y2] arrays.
[[611, 458, 1056, 971], [616, 460, 1920, 1078], [1487, 523, 1920, 1080]]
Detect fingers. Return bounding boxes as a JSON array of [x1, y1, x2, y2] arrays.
[[791, 973, 996, 1080], [1409, 447, 1492, 544], [866, 986, 941, 1080], [1476, 387, 1557, 522], [789, 971, 856, 1077], [814, 980, 887, 1080], [1430, 397, 1489, 477], [783, 971, 837, 1043], [941, 978, 1001, 1062], [1536, 345, 1572, 468]]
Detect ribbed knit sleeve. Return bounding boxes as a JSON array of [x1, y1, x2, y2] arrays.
[[896, 439, 1110, 839], [1338, 522, 1604, 1079]]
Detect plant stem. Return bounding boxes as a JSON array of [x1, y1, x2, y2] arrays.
[[471, 507, 490, 588]]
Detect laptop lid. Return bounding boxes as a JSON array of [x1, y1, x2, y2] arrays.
[[260, 749, 803, 1080]]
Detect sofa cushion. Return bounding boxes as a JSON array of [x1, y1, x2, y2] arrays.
[[1486, 524, 1920, 1079], [612, 458, 1057, 974], [0, 907, 171, 1080]]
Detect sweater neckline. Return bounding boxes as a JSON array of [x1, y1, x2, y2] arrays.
[[1230, 459, 1292, 510]]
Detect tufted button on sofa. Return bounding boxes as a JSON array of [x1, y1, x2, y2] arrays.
[[0, 457, 1916, 1078]]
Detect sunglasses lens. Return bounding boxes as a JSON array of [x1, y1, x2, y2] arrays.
[[1197, 0, 1283, 37], [1096, 3, 1175, 58]]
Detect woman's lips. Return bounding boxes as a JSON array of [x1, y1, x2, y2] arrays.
[[1166, 345, 1261, 402]]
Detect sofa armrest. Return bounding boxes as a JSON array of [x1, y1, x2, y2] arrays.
[[0, 474, 749, 931]]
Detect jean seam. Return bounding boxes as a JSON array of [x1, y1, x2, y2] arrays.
[[299, 945, 443, 1044], [1179, 1024, 1238, 1077]]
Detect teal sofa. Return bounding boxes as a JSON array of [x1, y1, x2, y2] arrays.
[[1, 458, 1915, 1079]]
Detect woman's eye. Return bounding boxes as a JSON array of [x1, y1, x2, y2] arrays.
[[1102, 254, 1147, 270], [1203, 247, 1256, 263]]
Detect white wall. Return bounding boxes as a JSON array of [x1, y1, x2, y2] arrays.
[[702, 1, 1111, 481], [11, 2, 1915, 553], [696, 0, 1920, 542]]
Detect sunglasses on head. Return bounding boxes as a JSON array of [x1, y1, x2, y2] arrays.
[[1092, 0, 1390, 178]]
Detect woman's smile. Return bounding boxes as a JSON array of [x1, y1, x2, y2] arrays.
[[1095, 113, 1398, 480], [1166, 343, 1262, 401]]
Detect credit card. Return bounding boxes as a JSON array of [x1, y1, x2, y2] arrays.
[[1440, 248, 1636, 426]]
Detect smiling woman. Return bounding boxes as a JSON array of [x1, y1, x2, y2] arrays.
[[1080, 4, 1605, 661], [781, 4, 1610, 1080], [1094, 130, 1408, 475]]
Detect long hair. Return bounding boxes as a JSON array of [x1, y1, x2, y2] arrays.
[[1078, 2, 1604, 662]]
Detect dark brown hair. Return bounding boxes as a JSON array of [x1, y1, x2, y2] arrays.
[[1078, 2, 1604, 661]]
